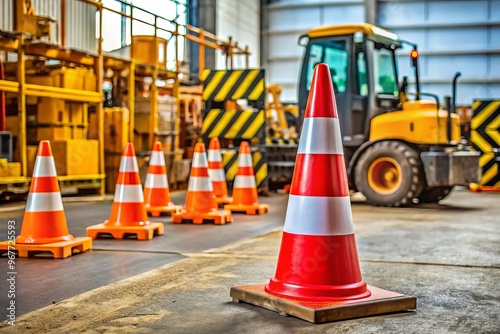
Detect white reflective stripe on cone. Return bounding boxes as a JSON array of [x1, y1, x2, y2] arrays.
[[298, 118, 343, 155], [192, 152, 209, 168], [283, 195, 354, 235], [238, 154, 253, 167], [119, 156, 139, 172], [234, 175, 256, 188], [25, 192, 64, 212], [150, 151, 165, 166], [114, 184, 144, 202], [208, 169, 226, 182], [208, 150, 222, 162], [188, 176, 213, 191], [145, 174, 168, 188], [33, 156, 57, 177]]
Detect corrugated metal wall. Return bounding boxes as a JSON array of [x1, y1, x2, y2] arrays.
[[263, 0, 500, 105], [262, 0, 365, 102], [0, 0, 97, 53], [216, 0, 261, 69]]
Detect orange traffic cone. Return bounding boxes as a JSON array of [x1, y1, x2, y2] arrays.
[[230, 64, 416, 323], [172, 142, 232, 225], [0, 141, 92, 258], [224, 142, 268, 214], [208, 137, 232, 205], [86, 143, 164, 240], [144, 141, 182, 217]]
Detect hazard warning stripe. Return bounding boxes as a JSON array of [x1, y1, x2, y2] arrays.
[[471, 100, 500, 130], [221, 150, 268, 188], [479, 152, 500, 186], [202, 69, 265, 102], [201, 109, 265, 140]]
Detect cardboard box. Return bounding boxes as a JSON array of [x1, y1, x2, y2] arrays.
[[104, 108, 129, 153], [5, 116, 18, 137], [68, 102, 85, 124], [88, 113, 98, 139], [37, 126, 72, 141], [37, 98, 67, 123], [7, 162, 21, 177], [135, 113, 152, 133], [0, 159, 8, 177], [26, 67, 97, 92], [27, 145, 38, 176], [51, 140, 99, 176], [73, 126, 87, 140]]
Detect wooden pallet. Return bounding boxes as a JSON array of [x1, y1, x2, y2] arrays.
[[230, 284, 416, 324], [224, 203, 269, 215], [0, 237, 92, 259], [86, 222, 164, 240]]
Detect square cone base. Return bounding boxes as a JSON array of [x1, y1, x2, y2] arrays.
[[146, 205, 183, 217], [215, 197, 233, 206], [172, 210, 233, 225], [230, 284, 416, 324], [0, 237, 92, 259], [224, 203, 269, 215], [86, 222, 164, 240]]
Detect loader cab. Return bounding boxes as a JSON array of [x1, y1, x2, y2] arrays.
[[298, 24, 402, 148]]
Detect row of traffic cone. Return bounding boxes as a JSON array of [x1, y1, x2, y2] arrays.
[[0, 134, 269, 257]]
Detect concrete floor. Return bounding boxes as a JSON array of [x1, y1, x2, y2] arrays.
[[0, 188, 499, 333]]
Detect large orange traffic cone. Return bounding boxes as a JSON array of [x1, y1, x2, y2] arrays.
[[224, 142, 268, 214], [144, 141, 182, 217], [230, 64, 416, 323], [0, 141, 92, 258], [86, 143, 164, 240], [208, 137, 232, 205], [172, 142, 232, 225]]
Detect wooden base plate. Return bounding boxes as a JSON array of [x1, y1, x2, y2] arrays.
[[146, 205, 183, 217], [86, 222, 164, 240], [224, 203, 269, 215], [230, 284, 416, 323], [172, 210, 233, 225], [0, 237, 92, 259]]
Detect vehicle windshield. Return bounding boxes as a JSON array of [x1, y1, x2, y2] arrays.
[[304, 39, 348, 93], [371, 41, 398, 96]]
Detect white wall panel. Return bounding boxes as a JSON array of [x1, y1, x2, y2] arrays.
[[427, 55, 488, 79], [378, 2, 426, 26], [268, 7, 321, 31], [428, 1, 489, 24], [217, 0, 260, 69], [428, 28, 488, 52], [268, 34, 304, 58], [322, 5, 365, 25]]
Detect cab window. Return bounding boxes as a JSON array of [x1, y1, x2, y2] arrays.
[[305, 40, 348, 93]]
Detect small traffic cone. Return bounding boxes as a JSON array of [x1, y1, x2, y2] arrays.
[[208, 137, 232, 206], [144, 141, 182, 217], [172, 143, 232, 225], [230, 64, 416, 323], [86, 143, 164, 240], [224, 142, 268, 214], [0, 141, 91, 258]]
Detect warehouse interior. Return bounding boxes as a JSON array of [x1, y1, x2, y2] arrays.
[[0, 0, 499, 333]]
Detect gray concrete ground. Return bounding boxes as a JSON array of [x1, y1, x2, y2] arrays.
[[0, 188, 499, 333]]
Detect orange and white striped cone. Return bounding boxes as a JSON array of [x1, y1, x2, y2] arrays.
[[86, 143, 164, 240], [172, 142, 232, 225], [224, 142, 268, 214], [0, 140, 91, 258], [208, 137, 232, 206], [144, 141, 182, 217], [230, 64, 416, 323]]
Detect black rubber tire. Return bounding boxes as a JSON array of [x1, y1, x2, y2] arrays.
[[354, 141, 424, 207], [417, 186, 453, 204]]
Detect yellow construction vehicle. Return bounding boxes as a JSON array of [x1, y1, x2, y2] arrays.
[[266, 84, 298, 140], [269, 23, 480, 206]]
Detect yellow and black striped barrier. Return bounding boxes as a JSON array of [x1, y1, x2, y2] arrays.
[[471, 100, 500, 187], [201, 69, 265, 103], [201, 109, 265, 140], [221, 148, 268, 191]]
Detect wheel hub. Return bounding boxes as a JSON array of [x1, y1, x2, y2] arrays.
[[368, 157, 403, 194]]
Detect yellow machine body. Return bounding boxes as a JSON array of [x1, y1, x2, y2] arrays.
[[370, 101, 461, 144]]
